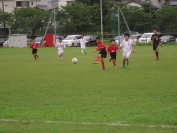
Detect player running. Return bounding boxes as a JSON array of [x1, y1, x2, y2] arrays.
[[30, 39, 39, 60], [107, 39, 120, 68], [55, 38, 66, 61], [79, 35, 86, 55], [151, 28, 162, 60], [120, 33, 136, 68], [92, 37, 107, 70]]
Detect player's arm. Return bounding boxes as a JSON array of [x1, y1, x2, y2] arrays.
[[151, 36, 153, 45], [29, 44, 32, 49], [92, 47, 99, 52]]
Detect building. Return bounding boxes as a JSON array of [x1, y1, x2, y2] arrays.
[[0, 0, 37, 13], [171, 0, 177, 6], [36, 0, 58, 11], [127, 0, 142, 8], [58, 0, 75, 9], [115, 0, 174, 8]]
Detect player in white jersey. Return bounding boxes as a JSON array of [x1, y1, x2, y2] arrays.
[[55, 38, 66, 61], [120, 33, 136, 68], [79, 35, 86, 55]]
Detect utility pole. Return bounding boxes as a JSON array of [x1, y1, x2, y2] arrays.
[[149, 0, 152, 30], [100, 0, 103, 41], [117, 7, 120, 44], [2, 0, 6, 36]]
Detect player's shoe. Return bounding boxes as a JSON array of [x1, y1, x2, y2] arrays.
[[114, 66, 117, 68], [122, 66, 126, 69], [156, 57, 159, 60], [102, 68, 106, 70], [93, 62, 99, 64]]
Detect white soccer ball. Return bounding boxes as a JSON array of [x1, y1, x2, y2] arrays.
[[72, 58, 78, 64]]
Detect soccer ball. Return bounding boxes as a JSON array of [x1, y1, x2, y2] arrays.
[[72, 58, 78, 64]]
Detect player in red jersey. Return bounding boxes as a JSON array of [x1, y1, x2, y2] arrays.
[[30, 39, 39, 60], [107, 39, 120, 68], [92, 37, 107, 70]]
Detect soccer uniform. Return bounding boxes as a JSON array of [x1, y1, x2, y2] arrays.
[[120, 39, 135, 58], [151, 34, 161, 50], [107, 45, 119, 60], [55, 42, 66, 55], [97, 41, 107, 58], [30, 43, 39, 54], [79, 38, 86, 54]]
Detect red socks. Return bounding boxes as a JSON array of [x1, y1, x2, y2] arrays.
[[95, 56, 100, 62], [101, 61, 105, 68], [113, 60, 116, 67], [34, 54, 38, 60]]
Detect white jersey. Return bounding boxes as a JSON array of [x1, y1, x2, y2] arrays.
[[120, 39, 135, 53], [55, 42, 65, 50], [79, 38, 86, 48]]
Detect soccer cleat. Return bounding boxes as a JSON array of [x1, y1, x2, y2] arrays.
[[156, 57, 159, 60], [102, 68, 106, 70], [122, 66, 126, 69], [93, 62, 99, 64], [114, 66, 117, 68]]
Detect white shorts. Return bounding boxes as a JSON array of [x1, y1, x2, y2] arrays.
[[81, 45, 86, 49], [122, 51, 131, 59], [58, 48, 64, 55]]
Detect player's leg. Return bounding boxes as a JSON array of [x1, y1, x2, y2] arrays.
[[33, 49, 37, 60], [109, 53, 112, 62], [81, 48, 84, 54], [126, 52, 131, 66], [101, 57, 105, 70], [83, 47, 86, 55], [35, 49, 38, 58], [93, 54, 101, 64], [101, 50, 107, 70], [153, 45, 159, 60], [122, 52, 126, 68], [155, 46, 159, 60], [58, 50, 63, 61], [111, 52, 116, 68]]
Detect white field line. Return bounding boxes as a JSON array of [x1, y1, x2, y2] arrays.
[[0, 119, 177, 129]]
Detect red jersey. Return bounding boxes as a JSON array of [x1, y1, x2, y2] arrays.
[[97, 41, 106, 51], [107, 45, 119, 53], [30, 43, 39, 49]]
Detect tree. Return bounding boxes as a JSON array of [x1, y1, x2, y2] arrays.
[[113, 3, 151, 33], [156, 6, 177, 33], [0, 10, 12, 36], [10, 7, 50, 37], [60, 2, 98, 33], [61, 0, 114, 34]]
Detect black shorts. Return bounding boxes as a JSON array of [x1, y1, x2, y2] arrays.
[[99, 49, 107, 58], [110, 52, 117, 60], [153, 44, 159, 51], [32, 49, 37, 54]]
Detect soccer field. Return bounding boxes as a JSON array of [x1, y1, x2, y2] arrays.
[[0, 45, 177, 132]]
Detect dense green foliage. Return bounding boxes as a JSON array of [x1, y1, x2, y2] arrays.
[[0, 1, 177, 36]]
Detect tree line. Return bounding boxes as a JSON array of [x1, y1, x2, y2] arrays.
[[0, 0, 177, 37]]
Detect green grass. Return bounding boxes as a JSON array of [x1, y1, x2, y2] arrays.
[[0, 45, 177, 132]]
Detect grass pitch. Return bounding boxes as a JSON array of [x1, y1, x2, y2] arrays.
[[0, 45, 177, 132]]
